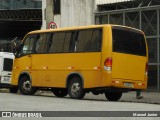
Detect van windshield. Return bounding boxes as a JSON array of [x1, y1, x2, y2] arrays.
[[112, 26, 146, 56]]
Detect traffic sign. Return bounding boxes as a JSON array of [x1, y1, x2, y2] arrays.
[[48, 22, 57, 29]]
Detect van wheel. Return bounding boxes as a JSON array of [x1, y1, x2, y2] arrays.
[[52, 88, 68, 97], [105, 91, 122, 101], [68, 77, 85, 99], [10, 87, 18, 93], [18, 76, 37, 95]]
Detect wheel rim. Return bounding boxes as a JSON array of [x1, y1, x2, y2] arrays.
[[71, 82, 80, 95], [23, 80, 31, 91]]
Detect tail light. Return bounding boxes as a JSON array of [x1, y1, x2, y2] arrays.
[[104, 57, 112, 71], [145, 62, 148, 75]]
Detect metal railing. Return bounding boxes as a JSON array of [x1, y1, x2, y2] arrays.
[[0, 9, 42, 20]]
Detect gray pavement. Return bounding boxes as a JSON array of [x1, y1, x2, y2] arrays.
[[0, 89, 160, 104], [121, 91, 160, 104], [83, 91, 160, 104], [0, 90, 160, 120]]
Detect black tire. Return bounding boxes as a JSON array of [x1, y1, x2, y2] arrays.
[[18, 76, 37, 95], [52, 88, 68, 97], [105, 91, 122, 101], [10, 87, 18, 93], [68, 77, 85, 99]]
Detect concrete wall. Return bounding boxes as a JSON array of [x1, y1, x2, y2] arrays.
[[42, 0, 96, 29], [41, 0, 46, 30]]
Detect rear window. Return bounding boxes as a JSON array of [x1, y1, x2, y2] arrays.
[[112, 26, 146, 56], [3, 58, 13, 71]]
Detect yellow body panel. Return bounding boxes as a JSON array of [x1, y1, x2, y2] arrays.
[[112, 52, 147, 81], [11, 24, 148, 90], [12, 53, 102, 88]]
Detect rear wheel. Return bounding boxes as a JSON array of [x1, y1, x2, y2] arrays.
[[52, 88, 68, 97], [18, 76, 37, 95], [105, 91, 122, 101], [68, 76, 85, 99], [10, 87, 18, 93]]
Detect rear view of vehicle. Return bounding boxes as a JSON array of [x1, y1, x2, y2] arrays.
[[102, 25, 148, 101], [109, 26, 147, 88], [0, 52, 18, 93]]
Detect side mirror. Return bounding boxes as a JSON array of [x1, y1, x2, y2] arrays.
[[14, 43, 23, 51], [12, 37, 24, 57], [13, 43, 24, 57]]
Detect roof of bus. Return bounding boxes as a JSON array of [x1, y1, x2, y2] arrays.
[[28, 24, 143, 35]]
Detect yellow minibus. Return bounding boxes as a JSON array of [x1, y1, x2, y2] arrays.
[[11, 24, 148, 101]]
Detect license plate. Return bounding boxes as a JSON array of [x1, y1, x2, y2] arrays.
[[4, 77, 10, 82], [124, 82, 134, 88]]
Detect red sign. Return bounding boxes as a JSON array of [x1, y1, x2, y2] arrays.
[[48, 22, 57, 29]]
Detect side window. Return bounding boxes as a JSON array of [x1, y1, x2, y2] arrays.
[[76, 29, 102, 52], [49, 32, 65, 53], [35, 33, 49, 53], [20, 35, 36, 55], [49, 32, 74, 53], [3, 58, 13, 72], [76, 30, 92, 52], [47, 29, 102, 53], [91, 29, 102, 51], [63, 32, 73, 52]]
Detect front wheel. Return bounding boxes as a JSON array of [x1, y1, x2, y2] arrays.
[[68, 77, 85, 99], [105, 91, 122, 101], [52, 88, 68, 97], [18, 76, 37, 95]]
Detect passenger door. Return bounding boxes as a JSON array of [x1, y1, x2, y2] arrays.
[[13, 35, 37, 85]]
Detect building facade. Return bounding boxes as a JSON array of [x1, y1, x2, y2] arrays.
[[42, 0, 96, 29], [95, 0, 160, 91]]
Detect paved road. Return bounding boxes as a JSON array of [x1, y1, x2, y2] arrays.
[[1, 92, 160, 111], [0, 91, 160, 120]]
